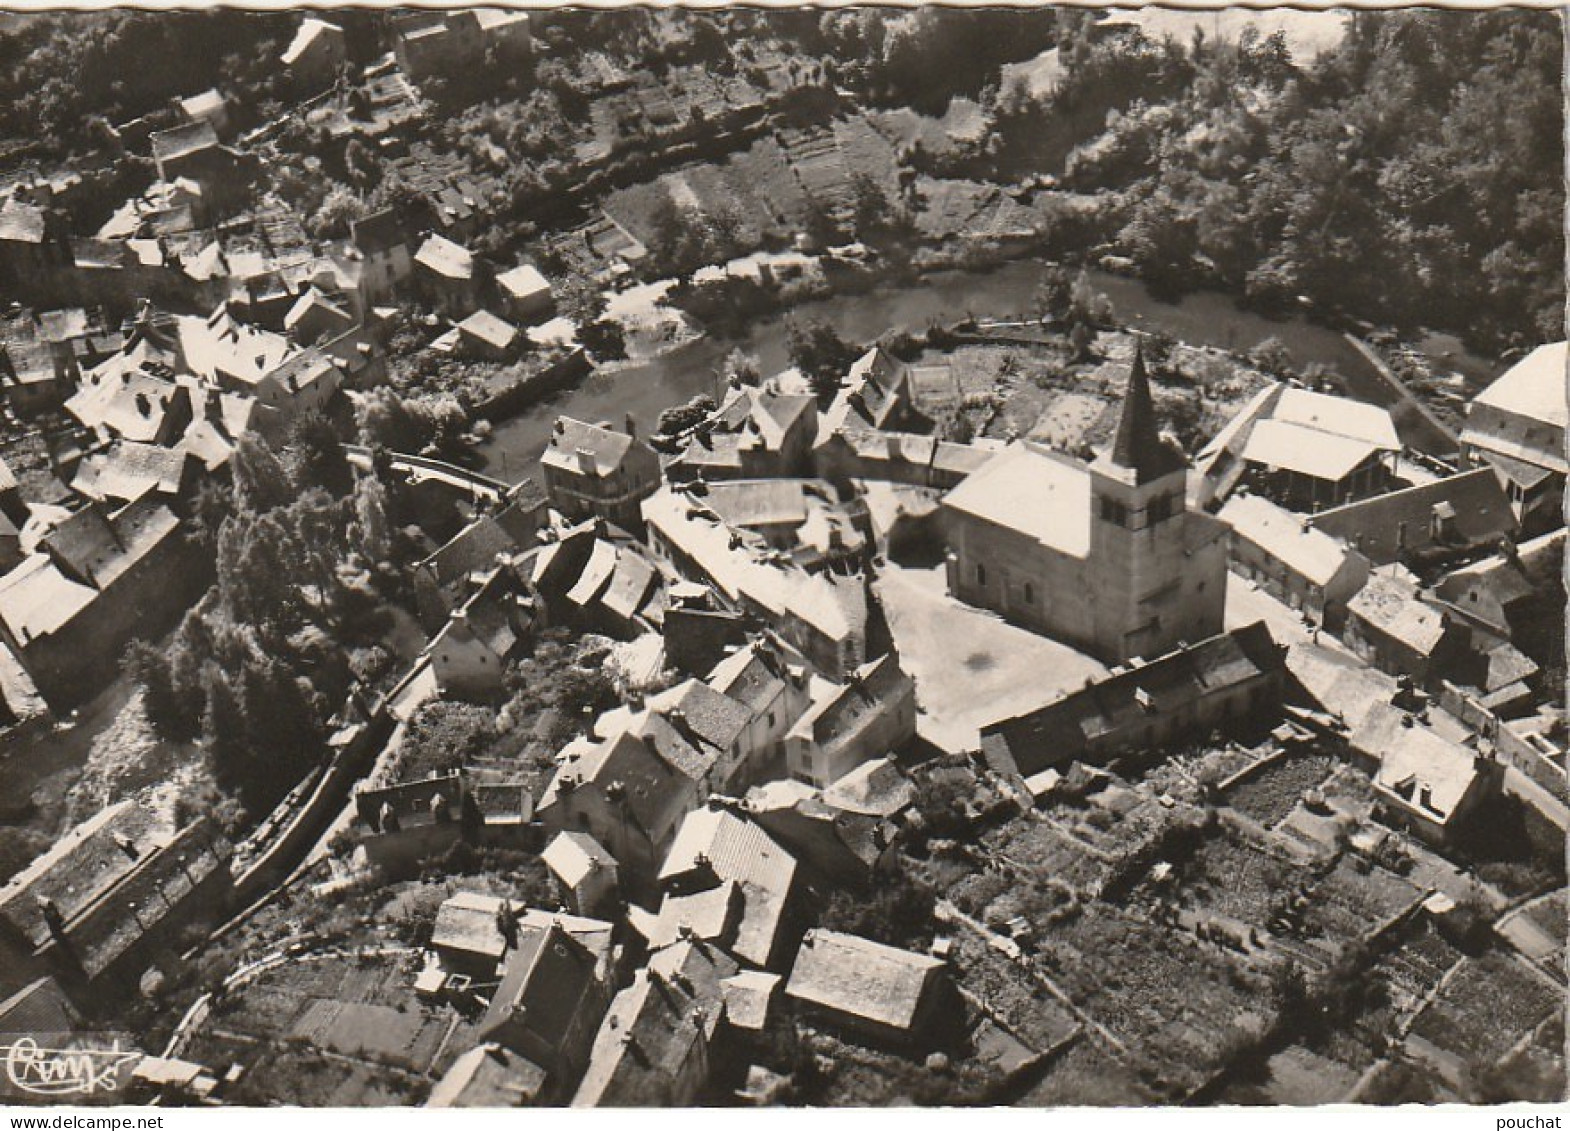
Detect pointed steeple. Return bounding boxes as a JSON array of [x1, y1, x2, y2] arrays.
[[1106, 341, 1185, 484]]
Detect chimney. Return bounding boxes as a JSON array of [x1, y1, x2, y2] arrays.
[[112, 832, 141, 861], [576, 447, 596, 474], [624, 412, 636, 439]]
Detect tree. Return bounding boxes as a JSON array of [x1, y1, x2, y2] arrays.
[[1248, 336, 1295, 378], [819, 871, 938, 950], [719, 348, 761, 388], [786, 318, 856, 402], [290, 411, 353, 497], [350, 473, 394, 565], [1034, 264, 1074, 323], [231, 435, 294, 514], [124, 639, 199, 742]]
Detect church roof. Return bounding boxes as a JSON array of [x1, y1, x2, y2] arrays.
[[1107, 345, 1187, 485]]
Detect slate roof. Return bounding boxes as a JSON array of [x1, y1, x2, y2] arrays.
[[457, 310, 520, 352], [281, 17, 344, 66], [150, 121, 219, 164], [497, 263, 550, 300], [1220, 492, 1363, 587], [1105, 345, 1186, 484], [647, 679, 754, 754], [479, 921, 604, 1060], [1353, 703, 1485, 825], [0, 200, 46, 244], [60, 818, 230, 980], [980, 622, 1285, 777], [572, 939, 737, 1107], [426, 1044, 548, 1108], [0, 801, 167, 952], [1309, 469, 1515, 564], [785, 929, 943, 1033], [1470, 341, 1567, 430], [1347, 574, 1449, 654], [431, 891, 514, 962], [350, 209, 408, 256], [788, 653, 912, 749], [541, 830, 617, 888], [541, 416, 637, 478], [71, 442, 191, 504], [414, 234, 475, 281]]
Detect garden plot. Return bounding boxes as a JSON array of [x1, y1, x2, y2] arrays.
[[1019, 1038, 1159, 1106], [1036, 904, 1270, 1098], [1225, 751, 1340, 828], [1407, 949, 1561, 1068], [949, 929, 1081, 1056]]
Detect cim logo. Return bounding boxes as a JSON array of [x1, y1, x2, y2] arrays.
[[0, 1034, 141, 1102]]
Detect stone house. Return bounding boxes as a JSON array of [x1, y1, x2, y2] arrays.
[[784, 653, 916, 789]]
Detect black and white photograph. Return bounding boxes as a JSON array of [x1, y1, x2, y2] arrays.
[[0, 1, 1562, 1112]]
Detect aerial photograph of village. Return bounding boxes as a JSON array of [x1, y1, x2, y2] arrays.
[[0, 3, 1561, 1111]]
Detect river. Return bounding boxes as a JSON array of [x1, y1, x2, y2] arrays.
[[479, 259, 1499, 481]]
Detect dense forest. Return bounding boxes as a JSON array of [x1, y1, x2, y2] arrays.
[[1047, 9, 1563, 351]]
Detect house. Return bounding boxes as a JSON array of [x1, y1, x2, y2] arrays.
[[147, 122, 253, 216], [528, 522, 663, 639], [746, 786, 899, 889], [1431, 534, 1559, 648], [0, 198, 64, 292], [1197, 383, 1400, 510], [1220, 492, 1371, 631], [696, 478, 870, 572], [0, 803, 231, 1002], [1460, 341, 1567, 527], [0, 498, 206, 712], [821, 346, 923, 434], [476, 917, 615, 1097], [669, 384, 819, 484], [427, 1044, 549, 1108], [642, 677, 763, 793], [703, 638, 813, 787], [643, 485, 870, 678], [663, 584, 749, 675], [1352, 704, 1502, 847], [350, 210, 414, 304], [284, 286, 355, 346], [0, 336, 68, 418], [414, 234, 481, 317], [1308, 468, 1516, 567], [653, 801, 800, 970], [280, 17, 347, 93], [813, 427, 1000, 493], [429, 566, 534, 701], [942, 348, 1229, 665], [70, 441, 196, 507], [415, 480, 547, 616], [979, 622, 1287, 779], [784, 654, 916, 789], [536, 722, 713, 895], [572, 938, 737, 1108], [429, 890, 517, 978], [66, 370, 191, 446], [177, 89, 231, 139], [496, 263, 554, 324], [540, 415, 661, 532], [354, 771, 468, 872], [541, 831, 620, 918], [821, 756, 916, 818], [1343, 574, 1468, 685], [784, 929, 952, 1047], [394, 9, 531, 79], [455, 309, 523, 362]]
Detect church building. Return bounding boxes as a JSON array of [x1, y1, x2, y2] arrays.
[[941, 346, 1228, 664]]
